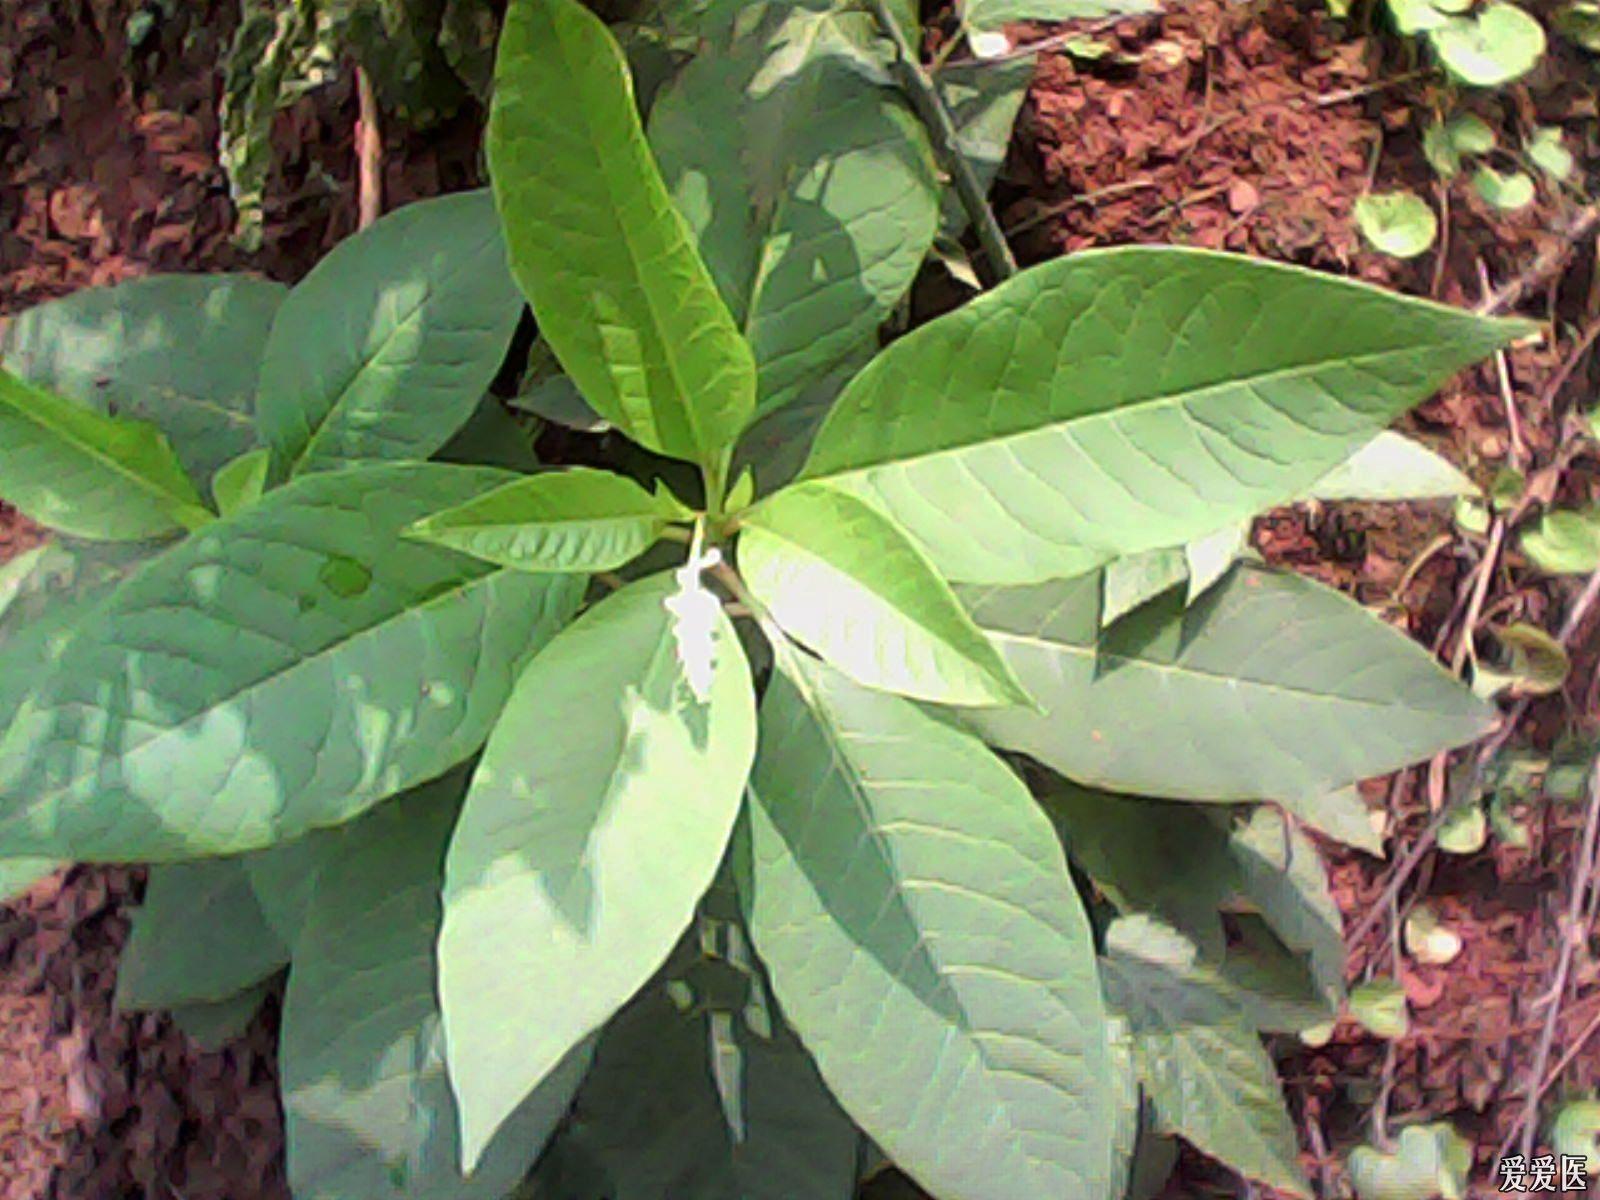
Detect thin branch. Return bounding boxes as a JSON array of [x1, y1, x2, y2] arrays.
[[866, 0, 1018, 284], [355, 65, 382, 230], [1516, 757, 1600, 1161], [1475, 203, 1600, 317]]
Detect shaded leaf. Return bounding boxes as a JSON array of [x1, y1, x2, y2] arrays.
[[0, 464, 584, 861], [1349, 978, 1409, 1039], [283, 776, 583, 1199], [171, 979, 275, 1051], [489, 0, 755, 466], [650, 1, 939, 416], [0, 274, 286, 485], [532, 963, 856, 1199], [743, 652, 1114, 1200], [1347, 1123, 1471, 1200], [117, 858, 287, 1010], [1522, 507, 1600, 574], [960, 563, 1490, 802], [256, 192, 523, 477], [439, 572, 756, 1168]]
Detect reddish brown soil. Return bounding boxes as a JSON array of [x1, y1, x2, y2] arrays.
[[4, 0, 1600, 1197]]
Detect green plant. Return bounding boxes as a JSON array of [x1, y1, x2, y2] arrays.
[[0, 0, 1534, 1197]]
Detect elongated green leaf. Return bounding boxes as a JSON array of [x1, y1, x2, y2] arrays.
[[1308, 431, 1473, 501], [649, 2, 939, 416], [440, 571, 756, 1169], [741, 482, 1027, 705], [0, 858, 57, 902], [937, 55, 1035, 238], [800, 248, 1530, 583], [0, 463, 584, 861], [960, 563, 1491, 801], [0, 368, 211, 539], [743, 652, 1113, 1200], [1, 274, 286, 485], [1102, 920, 1310, 1198], [533, 962, 857, 1199], [255, 191, 523, 477], [963, 0, 1156, 32], [489, 0, 755, 466], [116, 858, 288, 1010], [284, 776, 584, 1199], [212, 447, 271, 515], [408, 467, 686, 572]]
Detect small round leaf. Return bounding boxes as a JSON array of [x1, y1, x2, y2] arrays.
[[1355, 191, 1439, 258], [1473, 165, 1537, 210], [1430, 4, 1547, 86]]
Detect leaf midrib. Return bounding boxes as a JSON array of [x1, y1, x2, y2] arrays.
[[985, 626, 1465, 715], [1, 376, 201, 520], [19, 561, 507, 818], [807, 341, 1470, 484]]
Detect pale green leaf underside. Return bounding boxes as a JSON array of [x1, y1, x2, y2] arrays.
[[533, 970, 857, 1199], [212, 447, 272, 516], [440, 572, 756, 1170], [1307, 431, 1473, 501], [801, 247, 1529, 584], [649, 1, 939, 416], [117, 858, 288, 1010], [408, 466, 681, 572], [741, 482, 1026, 705], [255, 191, 523, 477], [1102, 949, 1310, 1198], [488, 0, 755, 465], [960, 563, 1491, 802], [743, 653, 1113, 1200], [284, 778, 580, 1200], [0, 273, 286, 485], [0, 367, 209, 540], [0, 463, 585, 861]]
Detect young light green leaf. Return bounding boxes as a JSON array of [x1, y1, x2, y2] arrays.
[[408, 467, 687, 573], [960, 563, 1491, 802], [1447, 112, 1497, 153], [1551, 1100, 1600, 1174], [256, 191, 523, 477], [439, 572, 756, 1170], [0, 368, 211, 540], [1528, 126, 1576, 180], [283, 776, 584, 1199], [116, 858, 288, 1011], [1523, 507, 1600, 574], [1348, 1123, 1471, 1200], [649, 1, 940, 417], [1556, 0, 1600, 50], [211, 447, 271, 516], [1404, 903, 1463, 965], [1354, 192, 1438, 259], [743, 653, 1114, 1200], [741, 482, 1027, 705], [489, 0, 756, 466], [0, 274, 285, 485], [799, 248, 1530, 584], [1348, 978, 1409, 1038], [0, 464, 585, 861], [1437, 798, 1488, 854], [963, 0, 1156, 33], [1473, 165, 1537, 210], [1388, 0, 1452, 32], [1101, 922, 1311, 1197], [0, 858, 57, 903], [1430, 4, 1546, 86], [1308, 431, 1473, 501], [531, 966, 857, 1199]]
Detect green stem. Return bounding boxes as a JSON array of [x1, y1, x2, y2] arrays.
[[866, 0, 1018, 285]]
